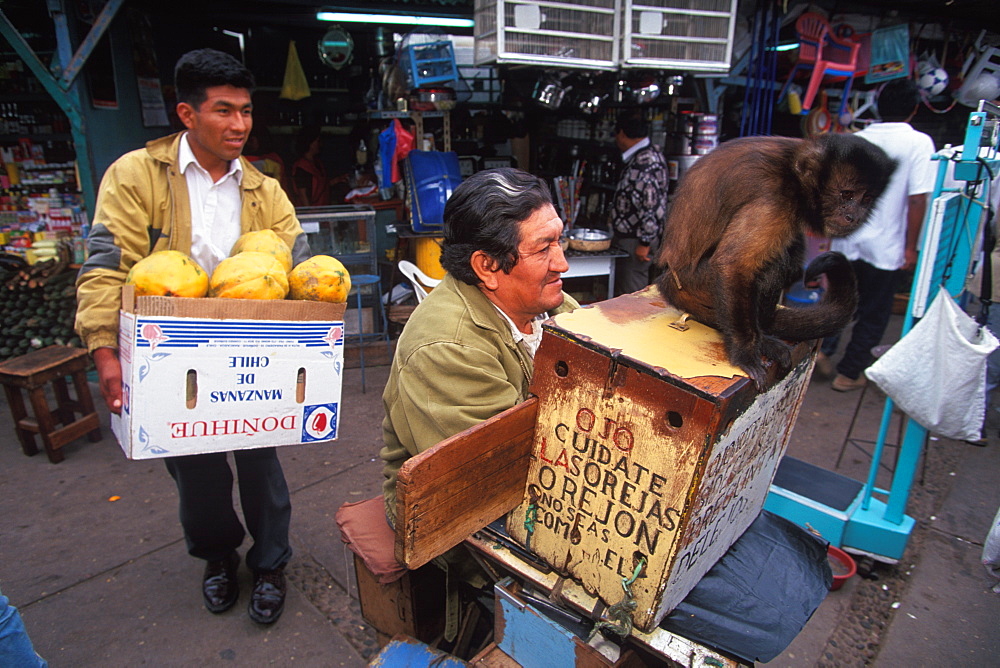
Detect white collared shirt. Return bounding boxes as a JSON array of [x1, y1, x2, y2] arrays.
[[179, 133, 243, 274], [621, 136, 650, 164], [493, 304, 547, 358]]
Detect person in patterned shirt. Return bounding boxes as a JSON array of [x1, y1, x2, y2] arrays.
[[609, 113, 668, 295]]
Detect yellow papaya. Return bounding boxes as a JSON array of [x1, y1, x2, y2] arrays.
[[288, 255, 352, 303], [209, 251, 289, 299], [125, 250, 208, 298], [230, 229, 293, 272]]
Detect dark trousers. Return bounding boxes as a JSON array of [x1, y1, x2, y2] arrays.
[[614, 237, 654, 296], [164, 447, 292, 572], [821, 259, 899, 380]]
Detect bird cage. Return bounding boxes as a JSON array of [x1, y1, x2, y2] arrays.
[[474, 0, 621, 71], [621, 0, 738, 71]]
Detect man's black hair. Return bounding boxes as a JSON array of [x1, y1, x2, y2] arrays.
[[440, 168, 553, 285], [614, 112, 649, 139], [877, 78, 920, 122], [174, 48, 255, 109]]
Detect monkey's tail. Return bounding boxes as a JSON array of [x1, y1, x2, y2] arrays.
[[769, 251, 858, 341]]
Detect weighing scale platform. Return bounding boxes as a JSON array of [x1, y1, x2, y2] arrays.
[[766, 456, 915, 562]]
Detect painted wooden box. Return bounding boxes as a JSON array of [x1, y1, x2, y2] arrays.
[[507, 287, 815, 631]]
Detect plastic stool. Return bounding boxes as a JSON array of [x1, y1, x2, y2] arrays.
[[350, 274, 391, 393], [0, 345, 102, 463]]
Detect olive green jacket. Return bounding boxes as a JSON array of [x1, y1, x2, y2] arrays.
[[381, 273, 579, 522], [75, 132, 309, 352]]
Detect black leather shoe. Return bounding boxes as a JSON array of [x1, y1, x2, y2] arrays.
[[248, 568, 286, 624], [202, 552, 240, 613]]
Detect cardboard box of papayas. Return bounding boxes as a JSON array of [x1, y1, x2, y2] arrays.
[[112, 284, 346, 459]]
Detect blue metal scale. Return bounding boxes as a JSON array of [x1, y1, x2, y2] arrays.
[[766, 101, 1000, 563]]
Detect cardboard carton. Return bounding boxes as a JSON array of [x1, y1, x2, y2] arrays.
[[113, 285, 346, 459]]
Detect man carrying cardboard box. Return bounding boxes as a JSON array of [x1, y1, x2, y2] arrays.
[[75, 49, 310, 625]]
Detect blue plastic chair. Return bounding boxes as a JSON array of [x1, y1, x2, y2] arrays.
[[350, 274, 390, 393]]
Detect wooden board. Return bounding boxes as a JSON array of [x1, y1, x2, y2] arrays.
[[395, 397, 539, 569], [494, 579, 645, 668], [121, 284, 346, 321]]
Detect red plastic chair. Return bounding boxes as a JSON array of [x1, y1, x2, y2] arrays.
[[777, 12, 861, 119]]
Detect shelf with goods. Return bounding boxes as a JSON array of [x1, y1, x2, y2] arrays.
[[530, 115, 619, 232], [0, 148, 89, 266], [0, 47, 85, 360], [0, 51, 88, 270], [528, 102, 682, 231]]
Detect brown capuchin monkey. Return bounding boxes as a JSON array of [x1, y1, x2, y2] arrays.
[[656, 134, 897, 391]]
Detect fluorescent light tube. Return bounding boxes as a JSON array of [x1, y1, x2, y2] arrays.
[[316, 11, 474, 28]]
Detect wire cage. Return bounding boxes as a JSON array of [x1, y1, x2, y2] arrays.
[[474, 0, 621, 71], [620, 0, 738, 71]]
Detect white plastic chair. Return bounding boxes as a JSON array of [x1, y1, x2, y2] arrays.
[[398, 260, 442, 303]]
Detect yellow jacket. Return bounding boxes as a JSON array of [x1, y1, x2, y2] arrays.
[[75, 132, 309, 351]]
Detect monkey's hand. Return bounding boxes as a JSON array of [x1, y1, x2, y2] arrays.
[[730, 335, 792, 392]]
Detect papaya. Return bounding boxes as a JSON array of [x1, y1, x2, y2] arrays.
[[209, 251, 289, 300], [288, 255, 352, 303], [230, 229, 293, 272], [125, 250, 209, 298]]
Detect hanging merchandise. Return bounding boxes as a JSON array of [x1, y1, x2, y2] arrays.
[[279, 41, 311, 101], [396, 30, 458, 90], [775, 13, 861, 123], [532, 72, 571, 110], [377, 119, 415, 186], [801, 92, 833, 136], [865, 24, 910, 84], [739, 0, 780, 137], [865, 289, 998, 442], [916, 55, 958, 114], [916, 59, 949, 97], [954, 37, 1000, 109]]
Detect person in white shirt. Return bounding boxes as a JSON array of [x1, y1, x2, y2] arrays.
[[76, 49, 309, 625], [818, 78, 936, 391]]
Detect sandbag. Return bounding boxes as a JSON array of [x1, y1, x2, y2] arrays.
[[866, 289, 999, 441]]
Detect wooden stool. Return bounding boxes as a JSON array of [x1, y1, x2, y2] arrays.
[[0, 345, 102, 463]]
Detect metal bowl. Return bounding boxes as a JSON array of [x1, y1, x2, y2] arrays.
[[567, 228, 612, 252]]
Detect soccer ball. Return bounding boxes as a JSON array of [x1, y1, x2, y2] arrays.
[[917, 67, 949, 96]]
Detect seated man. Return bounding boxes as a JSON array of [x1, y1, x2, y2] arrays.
[[381, 168, 579, 525]]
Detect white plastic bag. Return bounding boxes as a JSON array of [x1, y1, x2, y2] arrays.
[[865, 290, 999, 441]]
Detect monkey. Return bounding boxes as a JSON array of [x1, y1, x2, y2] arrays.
[[656, 133, 897, 391]]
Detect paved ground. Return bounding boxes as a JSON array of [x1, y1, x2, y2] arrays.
[[1, 325, 998, 666]]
